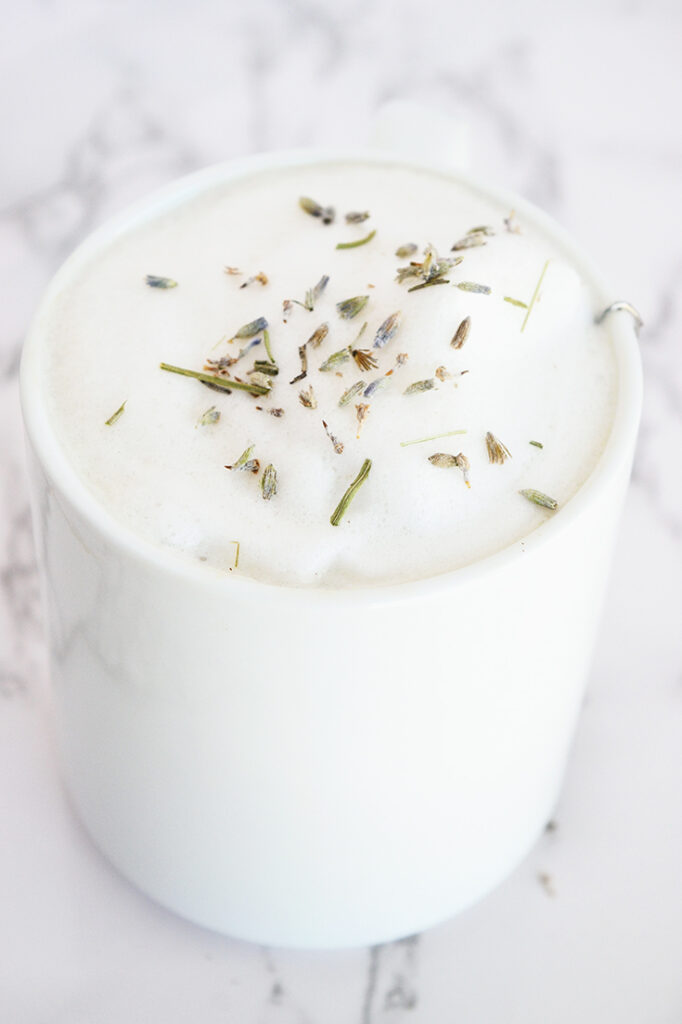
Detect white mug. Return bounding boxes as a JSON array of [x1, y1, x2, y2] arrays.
[[20, 110, 642, 949]]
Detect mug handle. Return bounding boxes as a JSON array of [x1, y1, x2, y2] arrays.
[[369, 100, 472, 172]]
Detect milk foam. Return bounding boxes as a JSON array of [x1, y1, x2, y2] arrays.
[[43, 160, 618, 587]]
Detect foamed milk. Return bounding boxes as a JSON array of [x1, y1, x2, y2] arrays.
[[43, 161, 618, 586]]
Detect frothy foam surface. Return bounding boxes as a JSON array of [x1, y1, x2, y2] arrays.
[[43, 160, 618, 587]]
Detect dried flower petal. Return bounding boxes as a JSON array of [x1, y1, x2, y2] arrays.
[[298, 386, 317, 409], [336, 295, 369, 320], [395, 243, 418, 259], [196, 406, 220, 427], [145, 275, 177, 289], [451, 316, 471, 350], [519, 488, 557, 510], [261, 464, 278, 500], [429, 451, 470, 487], [435, 365, 452, 381], [233, 316, 268, 340], [504, 210, 522, 234], [226, 445, 260, 474], [319, 347, 351, 372], [355, 403, 370, 438], [455, 282, 491, 295], [322, 419, 344, 455], [351, 348, 378, 372], [339, 381, 365, 407], [373, 311, 402, 350], [307, 322, 330, 348], [451, 233, 487, 251], [299, 196, 335, 224], [404, 379, 436, 395], [239, 271, 269, 289], [485, 431, 512, 464]]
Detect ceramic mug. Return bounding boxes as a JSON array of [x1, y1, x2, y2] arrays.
[[20, 108, 642, 949]]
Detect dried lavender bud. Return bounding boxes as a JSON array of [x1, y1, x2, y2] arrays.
[[145, 275, 177, 289], [298, 386, 317, 409], [404, 379, 436, 395], [225, 445, 260, 474], [196, 406, 220, 427], [451, 316, 471, 350], [395, 243, 418, 259], [373, 311, 402, 350], [299, 196, 335, 224], [519, 488, 557, 510], [261, 464, 278, 500], [485, 432, 512, 464], [319, 347, 351, 372], [339, 381, 365, 407], [336, 295, 369, 320]]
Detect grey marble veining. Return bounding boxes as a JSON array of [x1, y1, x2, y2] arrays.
[[2, 0, 682, 1020]]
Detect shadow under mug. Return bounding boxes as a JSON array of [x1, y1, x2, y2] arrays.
[[20, 141, 642, 949]]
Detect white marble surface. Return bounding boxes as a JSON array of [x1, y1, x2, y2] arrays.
[[2, 0, 682, 1019]]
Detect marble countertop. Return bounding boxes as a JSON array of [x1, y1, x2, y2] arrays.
[[2, 1, 681, 1020]]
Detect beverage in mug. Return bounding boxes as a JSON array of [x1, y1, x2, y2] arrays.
[[21, 153, 641, 948]]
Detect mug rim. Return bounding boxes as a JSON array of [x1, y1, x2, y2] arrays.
[[20, 148, 643, 607]]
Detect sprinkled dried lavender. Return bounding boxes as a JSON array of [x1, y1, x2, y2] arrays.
[[485, 431, 512, 464], [230, 540, 240, 569], [451, 315, 471, 350], [256, 406, 285, 417], [319, 347, 351, 372], [404, 379, 436, 395], [307, 323, 329, 349], [395, 243, 418, 259], [503, 296, 528, 309], [322, 420, 344, 454], [105, 401, 126, 426], [263, 328, 275, 364], [291, 276, 330, 313], [529, 440, 544, 449], [373, 311, 402, 350], [299, 386, 317, 409], [434, 366, 452, 381], [339, 381, 365, 407], [451, 233, 487, 251], [299, 196, 335, 224], [336, 229, 376, 250], [337, 295, 369, 320], [351, 347, 377, 372], [224, 266, 241, 276], [290, 345, 309, 385], [345, 211, 370, 223], [196, 406, 220, 427], [429, 451, 471, 487], [225, 445, 260, 474], [160, 363, 270, 396], [520, 261, 550, 333], [250, 360, 279, 377], [407, 278, 450, 292], [232, 316, 268, 340], [519, 488, 557, 510], [455, 282, 491, 295], [330, 458, 371, 526], [239, 271, 268, 289], [355, 403, 370, 438], [400, 429, 466, 448], [504, 210, 522, 233], [145, 275, 177, 289], [261, 464, 278, 500]]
